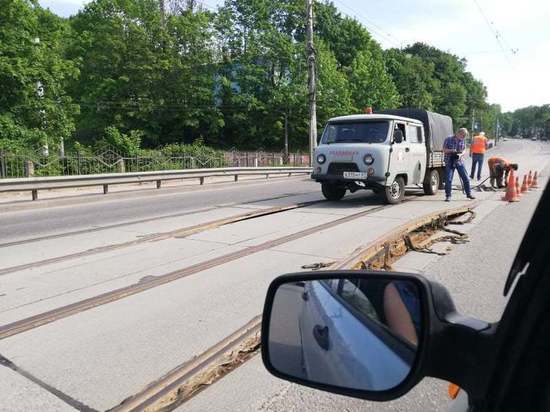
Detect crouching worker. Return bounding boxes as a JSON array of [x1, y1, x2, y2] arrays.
[[488, 156, 518, 188]]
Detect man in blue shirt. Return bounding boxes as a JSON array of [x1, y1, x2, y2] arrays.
[[443, 128, 475, 202]]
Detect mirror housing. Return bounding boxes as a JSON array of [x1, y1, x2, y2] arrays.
[[261, 270, 495, 403], [393, 129, 404, 144]]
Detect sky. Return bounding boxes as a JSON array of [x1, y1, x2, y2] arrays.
[[38, 0, 550, 112]]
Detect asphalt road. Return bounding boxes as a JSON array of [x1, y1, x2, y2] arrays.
[[0, 176, 321, 243], [0, 140, 548, 412]]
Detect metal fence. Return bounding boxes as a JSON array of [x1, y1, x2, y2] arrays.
[[0, 149, 310, 178], [224, 151, 309, 168]]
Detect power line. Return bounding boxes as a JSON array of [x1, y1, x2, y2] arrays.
[[471, 0, 517, 64]]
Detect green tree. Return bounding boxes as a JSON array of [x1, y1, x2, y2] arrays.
[[347, 49, 400, 111], [0, 0, 78, 152], [384, 49, 435, 109], [397, 43, 486, 127], [68, 0, 220, 148]]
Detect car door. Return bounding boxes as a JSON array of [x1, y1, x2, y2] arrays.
[[406, 123, 426, 185], [388, 121, 410, 180]]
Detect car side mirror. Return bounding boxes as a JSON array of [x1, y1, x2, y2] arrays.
[[393, 130, 404, 144], [262, 271, 493, 402]]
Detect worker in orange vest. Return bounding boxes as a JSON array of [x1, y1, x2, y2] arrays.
[[469, 132, 488, 181], [487, 156, 518, 188]]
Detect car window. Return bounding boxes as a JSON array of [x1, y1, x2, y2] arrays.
[[407, 125, 422, 143], [321, 121, 389, 144]]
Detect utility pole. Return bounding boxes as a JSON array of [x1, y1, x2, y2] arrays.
[[471, 108, 476, 134], [284, 111, 289, 163], [495, 115, 500, 146], [306, 0, 317, 166]]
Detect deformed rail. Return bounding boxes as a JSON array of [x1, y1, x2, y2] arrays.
[[0, 167, 312, 201]]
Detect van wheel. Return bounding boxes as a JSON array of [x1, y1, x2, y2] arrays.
[[383, 177, 405, 204], [423, 169, 440, 195], [321, 183, 346, 201]]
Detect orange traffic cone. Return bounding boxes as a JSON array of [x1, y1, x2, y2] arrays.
[[521, 175, 529, 193], [527, 171, 533, 187], [516, 177, 521, 197], [502, 169, 519, 202], [531, 171, 539, 188]]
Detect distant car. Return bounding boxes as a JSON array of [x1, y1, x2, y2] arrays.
[[502, 137, 509, 141], [532, 137, 538, 141]]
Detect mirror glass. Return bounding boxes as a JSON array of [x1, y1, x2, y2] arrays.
[[393, 129, 404, 144], [267, 277, 422, 392]]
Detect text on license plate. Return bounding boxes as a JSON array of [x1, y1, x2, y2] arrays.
[[343, 171, 368, 179]]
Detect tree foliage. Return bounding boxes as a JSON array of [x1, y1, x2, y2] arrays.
[[0, 0, 78, 153], [502, 105, 550, 139], [1, 0, 529, 154]]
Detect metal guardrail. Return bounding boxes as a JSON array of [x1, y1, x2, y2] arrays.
[[0, 167, 312, 201]]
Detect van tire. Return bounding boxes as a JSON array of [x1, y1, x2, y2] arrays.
[[383, 176, 405, 204], [423, 169, 440, 195], [321, 183, 346, 201]]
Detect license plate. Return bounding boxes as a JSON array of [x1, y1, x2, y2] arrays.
[[343, 171, 368, 179]]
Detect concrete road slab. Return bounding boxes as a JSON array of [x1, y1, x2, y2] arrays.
[[0, 241, 246, 325], [0, 204, 429, 410], [187, 205, 377, 247], [187, 209, 334, 246], [271, 214, 400, 260], [0, 366, 77, 412], [0, 206, 251, 268], [0, 248, 334, 410]]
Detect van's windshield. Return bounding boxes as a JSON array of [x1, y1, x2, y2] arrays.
[[321, 121, 389, 144]]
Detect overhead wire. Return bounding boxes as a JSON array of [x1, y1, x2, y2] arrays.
[[471, 0, 517, 64]]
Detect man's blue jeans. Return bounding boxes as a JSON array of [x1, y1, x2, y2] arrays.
[[445, 163, 471, 198], [470, 153, 484, 180]]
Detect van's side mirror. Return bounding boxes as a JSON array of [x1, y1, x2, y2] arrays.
[[261, 271, 493, 402], [393, 129, 404, 144]]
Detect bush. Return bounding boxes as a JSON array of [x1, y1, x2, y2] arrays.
[[94, 127, 143, 156]]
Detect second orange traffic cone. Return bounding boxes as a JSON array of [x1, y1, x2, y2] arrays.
[[502, 169, 519, 202], [521, 174, 529, 193], [527, 171, 533, 187]]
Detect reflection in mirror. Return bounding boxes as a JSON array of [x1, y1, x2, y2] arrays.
[[268, 277, 422, 392]]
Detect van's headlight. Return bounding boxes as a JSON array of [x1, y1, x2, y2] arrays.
[[363, 154, 375, 165], [316, 154, 326, 164]]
